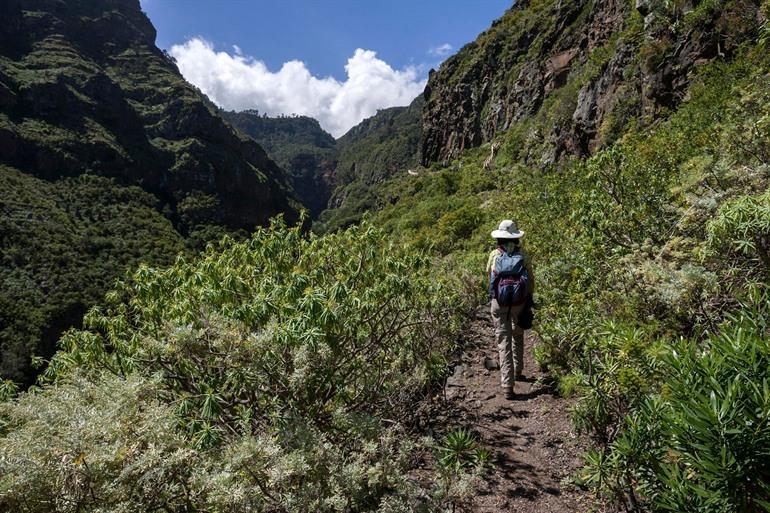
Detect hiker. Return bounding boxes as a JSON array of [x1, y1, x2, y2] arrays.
[[486, 219, 535, 399]]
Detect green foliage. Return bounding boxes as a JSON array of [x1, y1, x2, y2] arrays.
[[435, 428, 491, 473], [0, 221, 473, 511], [569, 323, 662, 443], [177, 190, 220, 230], [223, 100, 423, 229], [435, 205, 484, 252], [760, 10, 770, 48], [581, 295, 770, 512], [0, 380, 17, 402], [4, 1, 770, 511], [431, 428, 491, 511], [222, 111, 338, 216], [0, 374, 197, 512], [223, 110, 337, 165], [315, 97, 424, 233], [45, 220, 466, 440], [0, 168, 186, 385], [363, 32, 770, 512], [708, 190, 770, 271]]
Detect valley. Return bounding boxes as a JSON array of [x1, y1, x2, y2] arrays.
[[2, 0, 770, 511]]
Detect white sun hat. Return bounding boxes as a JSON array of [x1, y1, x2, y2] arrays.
[[491, 219, 524, 239]]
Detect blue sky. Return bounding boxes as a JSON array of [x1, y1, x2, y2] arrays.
[[141, 0, 512, 136]]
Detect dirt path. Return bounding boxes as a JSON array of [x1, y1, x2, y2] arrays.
[[439, 305, 591, 512]]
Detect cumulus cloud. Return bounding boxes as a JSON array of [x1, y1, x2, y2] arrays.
[[169, 38, 427, 137], [429, 43, 453, 56]]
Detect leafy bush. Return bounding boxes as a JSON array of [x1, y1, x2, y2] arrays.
[[430, 428, 491, 512], [435, 428, 491, 473], [581, 293, 770, 512], [0, 220, 470, 511], [708, 191, 770, 272], [569, 323, 662, 443], [0, 373, 198, 513]]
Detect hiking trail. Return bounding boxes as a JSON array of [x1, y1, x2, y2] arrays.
[[430, 305, 592, 512]]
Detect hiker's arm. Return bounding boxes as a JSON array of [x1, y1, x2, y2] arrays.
[[484, 252, 493, 285]]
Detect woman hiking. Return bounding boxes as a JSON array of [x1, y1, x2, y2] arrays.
[[486, 220, 535, 400]]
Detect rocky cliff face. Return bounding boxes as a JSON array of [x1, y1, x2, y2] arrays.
[[0, 0, 300, 230], [421, 0, 762, 165]]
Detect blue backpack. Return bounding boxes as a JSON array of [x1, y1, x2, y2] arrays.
[[489, 248, 529, 307]]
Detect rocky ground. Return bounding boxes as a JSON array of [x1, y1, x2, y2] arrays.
[[426, 305, 593, 512]]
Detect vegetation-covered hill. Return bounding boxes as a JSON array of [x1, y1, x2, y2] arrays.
[[0, 0, 300, 384], [221, 111, 337, 217], [315, 97, 423, 233], [420, 0, 760, 165], [367, 0, 770, 510], [223, 100, 424, 233]]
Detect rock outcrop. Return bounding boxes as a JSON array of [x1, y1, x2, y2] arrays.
[[421, 0, 762, 166]]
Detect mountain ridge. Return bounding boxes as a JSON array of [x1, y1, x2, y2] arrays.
[[223, 98, 424, 233], [0, 0, 300, 384]]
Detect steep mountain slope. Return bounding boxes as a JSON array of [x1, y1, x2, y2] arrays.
[[315, 97, 423, 232], [221, 111, 337, 217], [0, 0, 300, 384], [223, 100, 424, 233], [421, 0, 761, 165]]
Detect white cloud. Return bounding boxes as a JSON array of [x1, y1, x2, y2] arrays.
[[429, 43, 453, 57], [169, 38, 427, 137]]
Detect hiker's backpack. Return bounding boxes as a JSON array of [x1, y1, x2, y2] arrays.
[[489, 248, 529, 307]]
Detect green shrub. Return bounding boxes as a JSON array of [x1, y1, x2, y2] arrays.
[[435, 428, 490, 473], [581, 294, 770, 512], [1, 220, 471, 512], [435, 205, 484, 252], [431, 428, 491, 512], [708, 191, 770, 272], [569, 322, 662, 443], [0, 373, 201, 513]]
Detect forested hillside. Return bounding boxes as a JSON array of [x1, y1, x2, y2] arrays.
[[315, 97, 424, 233], [223, 100, 423, 233], [0, 0, 300, 385], [2, 0, 770, 511], [221, 111, 337, 217]]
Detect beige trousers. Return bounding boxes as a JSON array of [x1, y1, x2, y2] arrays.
[[490, 299, 525, 390]]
